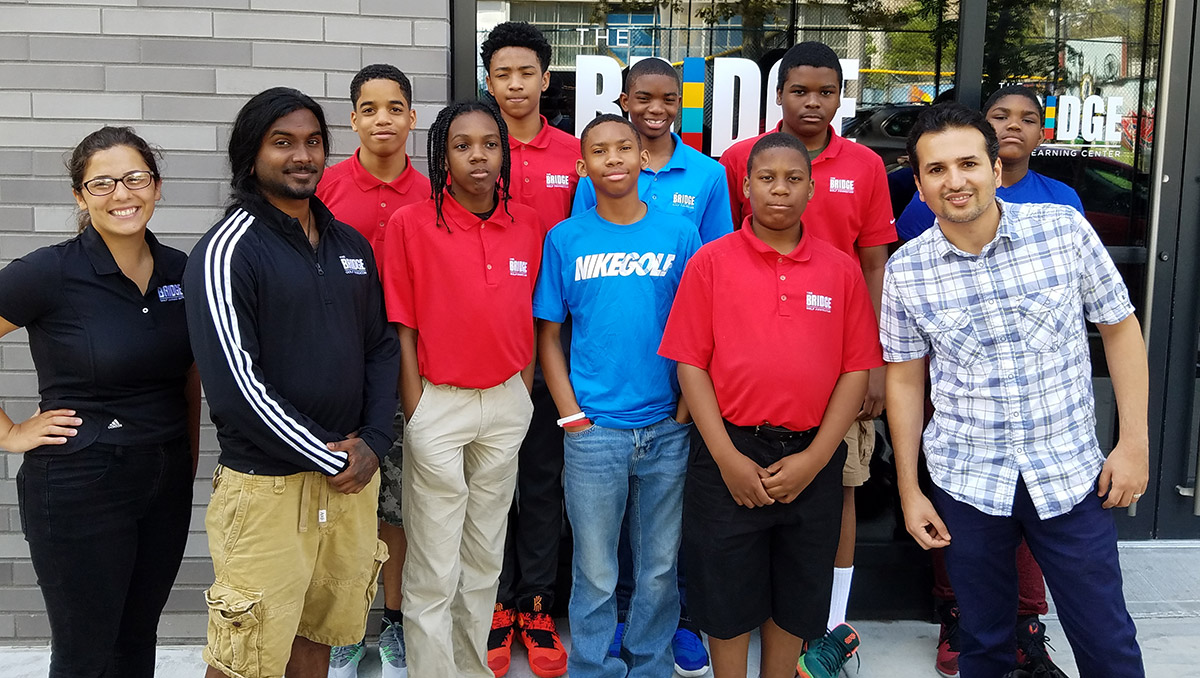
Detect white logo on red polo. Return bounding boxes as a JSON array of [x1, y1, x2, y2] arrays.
[[546, 174, 571, 189], [573, 252, 677, 281], [509, 258, 529, 277], [829, 177, 855, 194], [806, 291, 833, 313]]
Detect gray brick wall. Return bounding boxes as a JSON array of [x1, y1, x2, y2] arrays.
[[0, 0, 451, 645]]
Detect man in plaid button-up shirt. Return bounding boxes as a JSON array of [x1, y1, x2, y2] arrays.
[[883, 104, 1147, 678]]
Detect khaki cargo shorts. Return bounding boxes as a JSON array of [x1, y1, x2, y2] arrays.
[[202, 465, 387, 678], [842, 419, 876, 487]]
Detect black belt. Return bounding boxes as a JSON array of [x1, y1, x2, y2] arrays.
[[726, 420, 816, 442]]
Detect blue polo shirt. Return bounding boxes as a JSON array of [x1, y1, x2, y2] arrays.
[[896, 169, 1084, 241], [571, 133, 733, 244], [533, 205, 701, 428]]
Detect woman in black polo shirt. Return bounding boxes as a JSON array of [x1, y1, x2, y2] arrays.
[[0, 127, 197, 678]]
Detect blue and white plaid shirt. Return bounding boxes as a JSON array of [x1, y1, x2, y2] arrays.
[[881, 200, 1134, 519]]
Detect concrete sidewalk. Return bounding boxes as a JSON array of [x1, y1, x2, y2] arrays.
[[4, 542, 1199, 676], [2, 616, 1198, 677]]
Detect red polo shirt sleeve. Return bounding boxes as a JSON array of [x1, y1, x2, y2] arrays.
[[659, 250, 716, 370], [381, 203, 419, 329], [842, 268, 884, 373]]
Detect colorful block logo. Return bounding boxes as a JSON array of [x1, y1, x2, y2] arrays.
[[681, 57, 705, 152], [1043, 95, 1057, 140]]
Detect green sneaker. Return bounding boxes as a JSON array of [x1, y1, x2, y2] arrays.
[[797, 623, 860, 678], [328, 639, 366, 678]]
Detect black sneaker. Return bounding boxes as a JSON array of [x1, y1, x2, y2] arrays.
[[1015, 618, 1070, 678]]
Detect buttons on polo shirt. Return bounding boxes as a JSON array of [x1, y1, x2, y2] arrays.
[[524, 177, 530, 183], [523, 161, 529, 166], [141, 307, 149, 314], [780, 295, 787, 301], [777, 257, 784, 263], [487, 264, 492, 270], [381, 202, 387, 208], [780, 275, 786, 281]]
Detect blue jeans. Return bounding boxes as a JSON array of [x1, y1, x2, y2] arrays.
[[933, 478, 1144, 678], [563, 417, 690, 678]]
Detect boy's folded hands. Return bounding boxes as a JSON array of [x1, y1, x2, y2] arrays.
[[761, 452, 823, 504], [716, 452, 776, 508]]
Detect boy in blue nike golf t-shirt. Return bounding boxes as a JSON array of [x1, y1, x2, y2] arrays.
[[534, 114, 702, 678]]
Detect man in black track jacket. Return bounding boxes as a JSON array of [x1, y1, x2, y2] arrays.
[[184, 87, 400, 678]]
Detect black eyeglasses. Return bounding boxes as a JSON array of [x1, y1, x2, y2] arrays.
[[82, 171, 157, 197]]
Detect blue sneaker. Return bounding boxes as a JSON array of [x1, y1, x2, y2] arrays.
[[672, 624, 710, 677], [609, 622, 624, 658], [328, 639, 365, 678]]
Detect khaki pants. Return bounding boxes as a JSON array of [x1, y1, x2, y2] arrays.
[[401, 373, 533, 678]]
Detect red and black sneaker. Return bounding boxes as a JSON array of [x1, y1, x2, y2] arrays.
[[487, 602, 517, 677], [1015, 618, 1069, 678], [936, 601, 961, 677], [516, 595, 567, 678]]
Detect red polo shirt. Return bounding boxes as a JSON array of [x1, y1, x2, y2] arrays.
[[719, 125, 896, 260], [381, 192, 543, 389], [508, 116, 581, 233], [316, 150, 431, 254], [659, 224, 883, 431]]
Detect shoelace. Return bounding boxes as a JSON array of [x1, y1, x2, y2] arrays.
[[938, 607, 961, 653], [379, 624, 405, 664], [520, 613, 560, 648], [330, 642, 363, 665]]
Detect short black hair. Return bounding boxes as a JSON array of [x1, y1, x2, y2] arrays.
[[747, 132, 812, 174], [905, 103, 999, 177], [983, 85, 1043, 118], [481, 21, 552, 73], [777, 41, 843, 91], [350, 64, 413, 108], [580, 113, 641, 152], [624, 58, 681, 94], [228, 87, 330, 207]]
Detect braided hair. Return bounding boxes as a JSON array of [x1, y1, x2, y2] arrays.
[[427, 101, 513, 231]]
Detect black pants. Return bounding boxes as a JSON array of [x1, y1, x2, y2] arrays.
[[497, 375, 566, 612], [17, 438, 193, 678]]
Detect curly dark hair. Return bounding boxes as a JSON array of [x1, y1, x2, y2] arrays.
[[777, 41, 843, 91], [481, 21, 551, 73], [350, 63, 413, 108], [427, 101, 513, 231]]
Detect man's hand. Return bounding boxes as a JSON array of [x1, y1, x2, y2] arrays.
[[1097, 437, 1149, 508], [761, 451, 825, 503], [0, 408, 80, 453], [858, 366, 885, 420], [900, 492, 952, 550], [715, 452, 774, 508], [327, 435, 380, 494]]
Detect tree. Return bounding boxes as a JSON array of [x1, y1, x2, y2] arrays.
[[849, 0, 1059, 96]]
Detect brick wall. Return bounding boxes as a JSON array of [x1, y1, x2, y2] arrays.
[[0, 0, 451, 644]]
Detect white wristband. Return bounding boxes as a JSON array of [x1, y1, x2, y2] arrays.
[[557, 412, 588, 427]]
